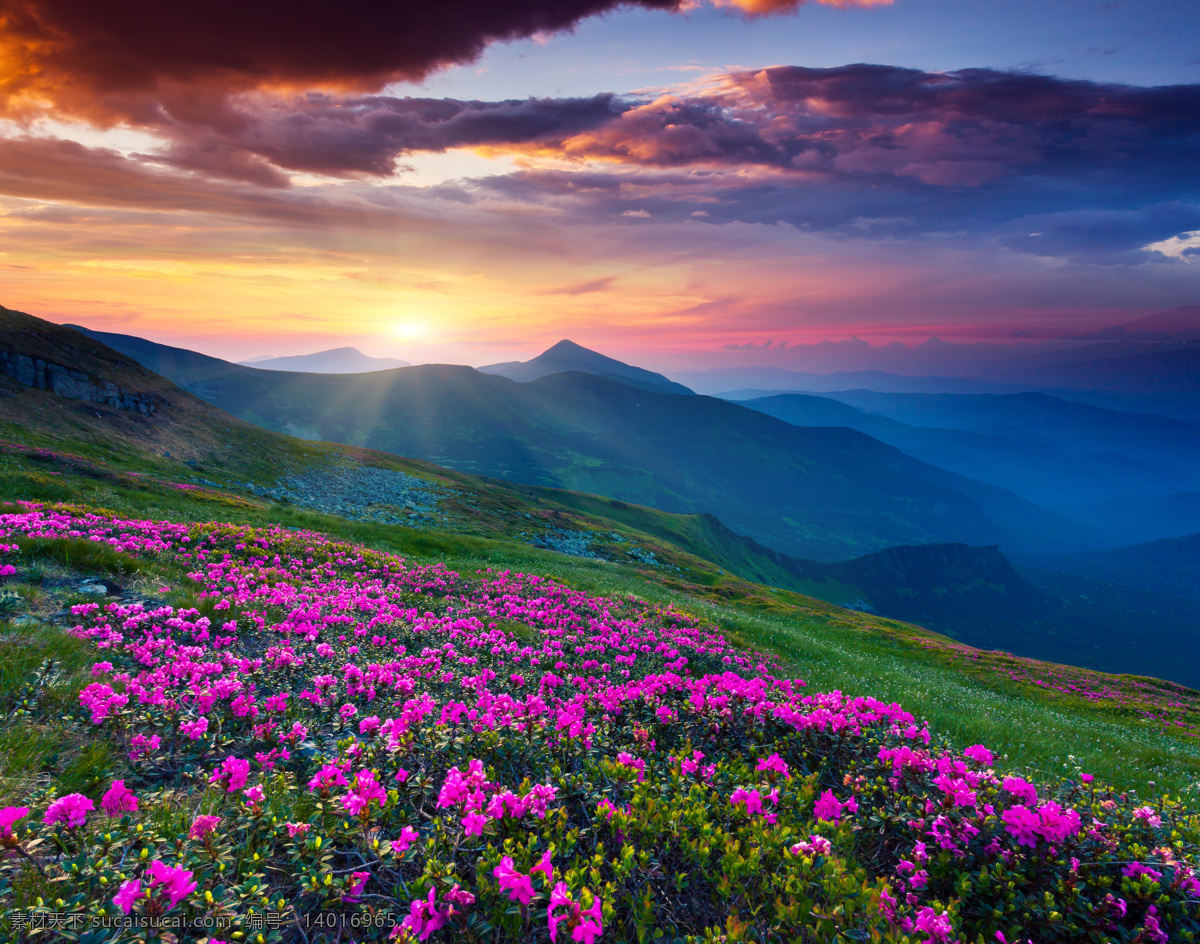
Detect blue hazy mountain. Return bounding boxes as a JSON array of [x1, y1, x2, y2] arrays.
[[240, 347, 410, 373]]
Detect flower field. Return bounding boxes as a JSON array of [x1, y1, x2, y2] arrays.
[[1, 503, 1198, 943]]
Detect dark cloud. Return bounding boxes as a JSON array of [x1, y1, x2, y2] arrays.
[[148, 93, 627, 179], [0, 0, 682, 108], [0, 0, 867, 120]]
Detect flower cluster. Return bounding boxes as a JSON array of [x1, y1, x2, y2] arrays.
[[0, 504, 1195, 943]]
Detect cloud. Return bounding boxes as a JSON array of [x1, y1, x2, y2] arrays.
[[720, 339, 789, 349], [547, 64, 1200, 191], [3, 62, 1200, 276], [0, 0, 882, 122], [147, 92, 628, 179], [540, 276, 617, 294]]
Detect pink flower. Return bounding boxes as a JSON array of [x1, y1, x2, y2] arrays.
[[789, 834, 832, 857], [755, 753, 791, 779], [189, 815, 221, 840], [209, 756, 250, 792], [400, 886, 446, 941], [731, 787, 765, 816], [1080, 773, 1095, 783], [1000, 805, 1041, 848], [462, 810, 488, 837], [1123, 862, 1163, 882], [308, 763, 349, 793], [44, 793, 94, 828], [146, 859, 198, 910], [963, 744, 994, 767], [1001, 776, 1038, 806], [531, 849, 555, 885], [180, 717, 208, 740], [1001, 801, 1081, 847], [101, 781, 138, 817], [907, 905, 954, 943], [113, 878, 143, 914], [285, 822, 311, 839], [0, 806, 29, 835], [394, 767, 410, 783], [548, 882, 604, 944], [494, 855, 535, 904], [813, 789, 855, 823], [1133, 806, 1163, 828], [359, 715, 382, 734], [243, 784, 266, 808], [394, 825, 419, 853], [344, 871, 370, 902], [340, 769, 388, 817]]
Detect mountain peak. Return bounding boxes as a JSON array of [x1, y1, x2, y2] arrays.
[[544, 339, 590, 354], [479, 340, 694, 395]]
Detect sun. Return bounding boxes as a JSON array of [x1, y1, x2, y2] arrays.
[[390, 322, 426, 339]]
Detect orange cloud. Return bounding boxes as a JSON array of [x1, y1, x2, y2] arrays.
[[713, 0, 890, 11]]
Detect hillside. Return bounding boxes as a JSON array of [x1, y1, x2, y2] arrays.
[[3, 502, 1197, 943], [65, 320, 1065, 560]]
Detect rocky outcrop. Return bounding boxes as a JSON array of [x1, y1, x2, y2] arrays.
[[1, 349, 162, 414]]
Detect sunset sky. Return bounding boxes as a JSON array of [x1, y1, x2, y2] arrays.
[[1, 0, 1198, 369]]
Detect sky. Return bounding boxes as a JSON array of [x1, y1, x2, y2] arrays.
[[1, 0, 1198, 370]]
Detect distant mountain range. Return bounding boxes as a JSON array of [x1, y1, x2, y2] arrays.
[[736, 391, 1200, 513], [676, 305, 1200, 421], [1071, 305, 1200, 342], [480, 339, 694, 395], [68, 323, 1071, 561], [1031, 532, 1200, 603], [676, 369, 1019, 397], [7, 304, 1200, 687], [238, 347, 410, 373]]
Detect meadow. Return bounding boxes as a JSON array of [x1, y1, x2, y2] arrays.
[[0, 501, 1197, 942]]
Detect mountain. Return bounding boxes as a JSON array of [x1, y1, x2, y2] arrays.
[[1074, 305, 1200, 342], [479, 339, 694, 395], [0, 306, 1046, 640], [672, 367, 1017, 397], [985, 343, 1200, 421], [67, 322, 1064, 560], [1030, 533, 1200, 602], [1, 306, 297, 470], [238, 347, 410, 373], [7, 303, 1200, 690], [738, 392, 1199, 510], [735, 539, 1053, 626], [813, 389, 1200, 470]]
